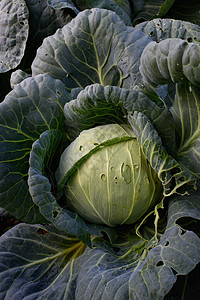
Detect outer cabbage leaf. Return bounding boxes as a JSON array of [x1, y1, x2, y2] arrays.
[[170, 83, 200, 178], [165, 0, 200, 26], [0, 0, 29, 73], [139, 38, 200, 179], [63, 83, 176, 154], [76, 0, 132, 25], [110, 0, 132, 17], [10, 69, 31, 89], [22, 0, 74, 69], [28, 129, 118, 244], [131, 0, 175, 25], [140, 38, 200, 87], [31, 8, 151, 91], [0, 223, 87, 299], [28, 129, 91, 244], [47, 0, 132, 25], [128, 112, 196, 196], [47, 0, 80, 14], [0, 74, 70, 223], [0, 193, 199, 299], [136, 18, 200, 43]]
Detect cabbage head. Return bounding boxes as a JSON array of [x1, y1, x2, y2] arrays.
[[56, 124, 163, 226]]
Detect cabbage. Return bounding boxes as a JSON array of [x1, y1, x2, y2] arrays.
[[57, 124, 163, 226]]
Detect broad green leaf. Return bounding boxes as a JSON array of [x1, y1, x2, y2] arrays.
[[75, 193, 200, 300], [151, 0, 175, 18], [64, 84, 176, 154], [111, 0, 132, 17], [10, 69, 31, 89], [140, 38, 200, 87], [22, 0, 73, 70], [0, 223, 87, 299], [131, 0, 174, 25], [0, 193, 199, 299], [74, 0, 132, 25], [32, 8, 151, 91], [0, 0, 29, 73], [47, 0, 80, 14], [28, 129, 118, 244], [0, 74, 70, 223], [136, 18, 200, 43], [170, 83, 200, 178], [128, 112, 196, 195], [28, 129, 91, 244], [165, 0, 200, 27]]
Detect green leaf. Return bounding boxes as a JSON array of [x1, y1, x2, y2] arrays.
[[10, 69, 31, 89], [75, 193, 200, 299], [111, 0, 132, 17], [32, 8, 151, 91], [0, 74, 70, 223], [136, 18, 200, 43], [165, 0, 200, 27], [131, 0, 174, 25], [0, 0, 29, 73], [128, 111, 196, 195], [47, 0, 80, 14], [152, 0, 175, 18], [22, 0, 74, 70], [64, 83, 176, 154], [0, 223, 87, 299], [0, 193, 199, 299], [170, 83, 200, 178], [140, 38, 200, 87], [28, 129, 91, 244], [75, 0, 132, 25]]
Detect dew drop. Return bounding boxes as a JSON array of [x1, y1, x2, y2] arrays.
[[110, 166, 114, 171]]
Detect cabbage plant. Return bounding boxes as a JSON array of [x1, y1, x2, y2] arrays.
[[0, 3, 200, 300]]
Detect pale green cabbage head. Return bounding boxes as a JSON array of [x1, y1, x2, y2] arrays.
[[56, 124, 163, 226]]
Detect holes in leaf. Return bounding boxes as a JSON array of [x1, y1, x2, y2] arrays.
[[176, 217, 200, 236], [156, 261, 164, 267], [164, 241, 169, 246], [149, 31, 154, 37], [53, 211, 59, 218], [94, 142, 99, 146], [187, 37, 193, 43], [171, 267, 178, 276], [37, 228, 48, 235], [180, 228, 186, 235]]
